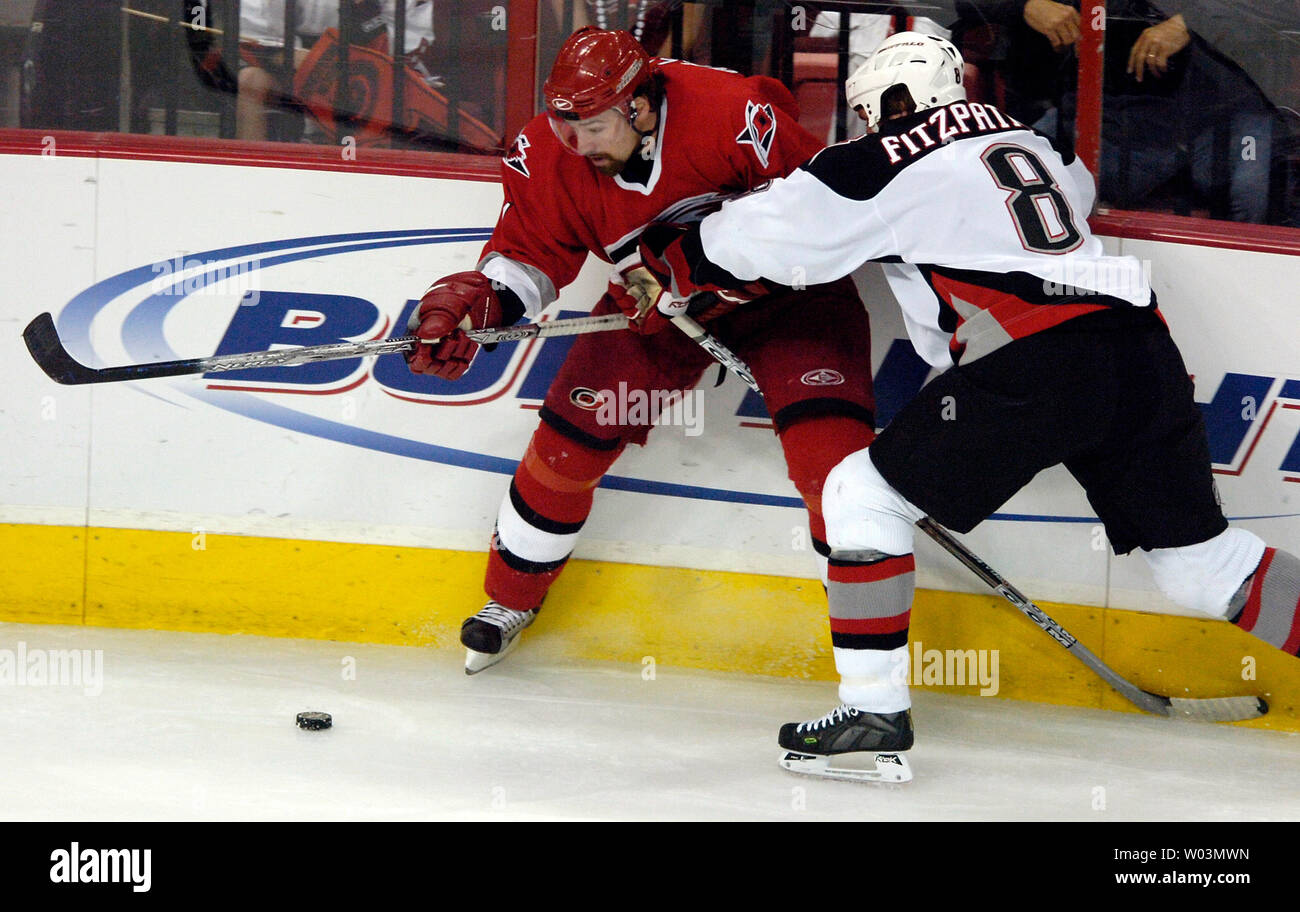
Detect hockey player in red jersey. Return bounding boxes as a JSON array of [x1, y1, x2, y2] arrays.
[[637, 32, 1300, 782], [405, 27, 878, 673]]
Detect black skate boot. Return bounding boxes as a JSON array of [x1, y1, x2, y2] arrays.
[[460, 600, 538, 675], [778, 704, 913, 783]]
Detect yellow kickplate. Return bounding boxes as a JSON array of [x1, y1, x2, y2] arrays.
[[0, 524, 1294, 730], [0, 523, 85, 625]]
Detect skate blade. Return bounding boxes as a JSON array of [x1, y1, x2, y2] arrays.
[[779, 750, 912, 784], [464, 631, 524, 675]]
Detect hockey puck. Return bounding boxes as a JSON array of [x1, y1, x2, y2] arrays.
[[296, 711, 332, 731]]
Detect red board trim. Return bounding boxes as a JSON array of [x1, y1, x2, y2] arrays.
[[0, 128, 500, 182]]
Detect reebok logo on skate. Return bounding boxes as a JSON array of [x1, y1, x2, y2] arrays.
[[50, 843, 151, 892], [800, 369, 845, 386]]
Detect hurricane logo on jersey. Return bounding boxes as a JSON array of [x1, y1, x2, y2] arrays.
[[736, 101, 777, 168], [505, 133, 531, 178], [569, 387, 606, 410]]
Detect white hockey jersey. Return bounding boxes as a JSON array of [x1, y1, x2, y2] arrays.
[[691, 99, 1154, 368]]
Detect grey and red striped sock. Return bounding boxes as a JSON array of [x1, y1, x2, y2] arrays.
[[1229, 548, 1300, 657], [827, 550, 915, 711]]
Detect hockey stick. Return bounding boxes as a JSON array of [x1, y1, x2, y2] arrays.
[[916, 519, 1266, 721], [670, 314, 1267, 723], [669, 314, 758, 390], [22, 311, 630, 385]]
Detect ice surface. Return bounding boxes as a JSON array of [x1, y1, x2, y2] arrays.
[[1, 622, 1297, 822]]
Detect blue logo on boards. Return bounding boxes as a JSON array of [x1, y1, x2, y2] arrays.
[[55, 230, 1300, 519]]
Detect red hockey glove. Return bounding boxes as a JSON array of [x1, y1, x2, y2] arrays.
[[405, 271, 504, 380], [608, 265, 675, 335]]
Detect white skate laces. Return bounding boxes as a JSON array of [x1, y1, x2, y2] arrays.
[[797, 705, 860, 733], [461, 601, 539, 675], [477, 602, 533, 637]]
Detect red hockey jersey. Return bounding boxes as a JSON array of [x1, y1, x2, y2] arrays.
[[476, 60, 824, 318]]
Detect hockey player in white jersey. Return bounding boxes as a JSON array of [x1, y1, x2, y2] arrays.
[[633, 32, 1300, 782]]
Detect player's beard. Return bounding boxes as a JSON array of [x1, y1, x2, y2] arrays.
[[586, 152, 629, 177]]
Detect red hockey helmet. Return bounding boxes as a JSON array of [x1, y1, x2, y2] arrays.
[[543, 27, 653, 126]]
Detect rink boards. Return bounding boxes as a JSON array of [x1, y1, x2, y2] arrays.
[[2, 144, 1298, 728]]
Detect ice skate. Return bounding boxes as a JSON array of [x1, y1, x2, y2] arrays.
[[460, 601, 539, 675], [778, 704, 913, 783]]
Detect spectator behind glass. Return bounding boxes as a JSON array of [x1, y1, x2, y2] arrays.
[[954, 0, 1292, 224], [809, 9, 952, 141], [237, 0, 434, 142], [236, 0, 337, 140]]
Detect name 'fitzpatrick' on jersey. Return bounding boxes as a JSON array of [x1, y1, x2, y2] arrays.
[[693, 99, 1154, 369]]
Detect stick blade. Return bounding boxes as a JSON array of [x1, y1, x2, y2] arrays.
[[22, 312, 205, 384], [1164, 695, 1268, 723], [23, 312, 98, 385]]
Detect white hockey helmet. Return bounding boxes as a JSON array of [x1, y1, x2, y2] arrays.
[[845, 32, 965, 130]]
